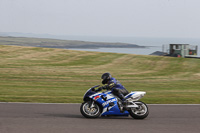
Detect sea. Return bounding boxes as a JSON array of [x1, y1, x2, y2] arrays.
[[65, 36, 200, 56]]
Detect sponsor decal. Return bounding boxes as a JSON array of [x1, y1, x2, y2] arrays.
[[102, 98, 116, 107]]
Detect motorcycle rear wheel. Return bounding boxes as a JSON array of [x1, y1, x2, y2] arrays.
[[128, 101, 149, 119], [80, 101, 101, 118]]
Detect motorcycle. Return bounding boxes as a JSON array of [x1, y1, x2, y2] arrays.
[[80, 85, 149, 119]]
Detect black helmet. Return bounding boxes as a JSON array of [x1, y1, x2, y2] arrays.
[[101, 73, 112, 84]]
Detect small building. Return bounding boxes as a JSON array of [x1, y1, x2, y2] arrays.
[[163, 44, 198, 58]]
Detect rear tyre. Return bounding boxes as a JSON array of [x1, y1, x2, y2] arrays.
[[80, 101, 101, 118], [128, 101, 149, 119]]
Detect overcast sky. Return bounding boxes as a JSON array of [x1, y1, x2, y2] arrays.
[[0, 0, 200, 38]]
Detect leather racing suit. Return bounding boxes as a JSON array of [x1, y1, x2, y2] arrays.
[[99, 77, 129, 101]]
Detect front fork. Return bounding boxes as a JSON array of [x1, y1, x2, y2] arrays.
[[88, 100, 95, 108]]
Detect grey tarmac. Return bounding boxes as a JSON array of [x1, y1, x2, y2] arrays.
[[0, 103, 200, 133]]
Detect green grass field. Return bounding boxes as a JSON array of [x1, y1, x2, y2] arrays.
[[0, 45, 200, 104]]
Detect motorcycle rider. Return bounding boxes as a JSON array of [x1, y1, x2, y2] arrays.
[[97, 73, 129, 105]]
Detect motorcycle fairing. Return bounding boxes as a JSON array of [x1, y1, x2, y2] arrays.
[[125, 92, 135, 99], [89, 90, 129, 116]]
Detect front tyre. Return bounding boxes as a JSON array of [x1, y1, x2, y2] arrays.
[[80, 101, 101, 118], [128, 101, 149, 119]]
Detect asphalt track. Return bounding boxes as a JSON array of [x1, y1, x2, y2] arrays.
[[0, 103, 200, 133]]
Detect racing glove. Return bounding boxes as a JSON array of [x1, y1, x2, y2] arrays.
[[95, 87, 102, 92], [96, 86, 107, 92]]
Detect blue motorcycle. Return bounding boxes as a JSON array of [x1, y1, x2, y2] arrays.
[[80, 85, 149, 119]]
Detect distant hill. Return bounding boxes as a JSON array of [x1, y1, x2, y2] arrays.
[[0, 36, 146, 49]]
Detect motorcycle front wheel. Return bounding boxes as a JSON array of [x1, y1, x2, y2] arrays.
[[128, 101, 149, 119], [80, 101, 101, 118]]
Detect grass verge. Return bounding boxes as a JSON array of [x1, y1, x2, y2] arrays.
[[0, 45, 200, 103]]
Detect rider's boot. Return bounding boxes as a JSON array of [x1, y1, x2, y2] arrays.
[[118, 95, 127, 113], [118, 100, 128, 113], [119, 94, 127, 105], [122, 100, 128, 106], [117, 100, 124, 113], [117, 93, 129, 113]]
